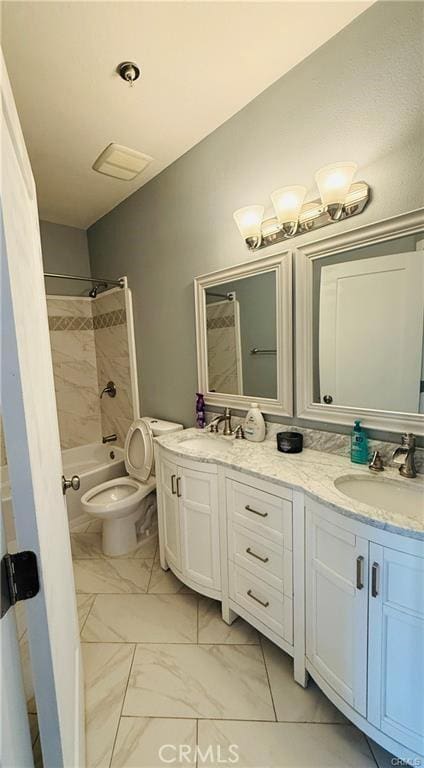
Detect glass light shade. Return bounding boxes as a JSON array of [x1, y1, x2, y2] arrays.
[[271, 186, 307, 225], [315, 162, 358, 206], [233, 206, 264, 242]]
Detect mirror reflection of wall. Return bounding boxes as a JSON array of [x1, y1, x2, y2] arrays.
[[205, 271, 277, 399], [313, 233, 424, 414]]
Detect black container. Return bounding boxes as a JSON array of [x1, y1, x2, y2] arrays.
[[276, 431, 303, 454]]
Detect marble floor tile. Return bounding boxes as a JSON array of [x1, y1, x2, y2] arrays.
[[76, 594, 96, 631], [197, 721, 376, 767], [147, 561, 194, 594], [198, 597, 259, 645], [71, 532, 157, 559], [81, 594, 198, 643], [261, 638, 347, 723], [123, 643, 275, 720], [111, 717, 197, 768], [82, 642, 135, 768], [74, 558, 153, 594], [367, 737, 398, 768]]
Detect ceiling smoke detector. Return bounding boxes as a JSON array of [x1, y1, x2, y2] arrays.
[[117, 61, 140, 86], [92, 143, 153, 181]]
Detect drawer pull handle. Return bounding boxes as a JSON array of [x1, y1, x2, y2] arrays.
[[247, 589, 269, 608], [171, 474, 176, 495], [245, 504, 268, 518], [176, 476, 182, 498], [246, 547, 269, 564], [356, 555, 364, 590], [371, 562, 380, 598]]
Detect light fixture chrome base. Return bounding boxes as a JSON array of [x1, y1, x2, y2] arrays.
[[246, 182, 370, 251]]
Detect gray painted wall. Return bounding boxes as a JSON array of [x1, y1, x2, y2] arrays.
[[88, 1, 424, 429], [40, 219, 91, 295]]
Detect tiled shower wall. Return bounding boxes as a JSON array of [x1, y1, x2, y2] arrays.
[[93, 289, 134, 445], [46, 288, 134, 449], [47, 297, 102, 448]]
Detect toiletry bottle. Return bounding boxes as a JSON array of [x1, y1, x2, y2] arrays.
[[244, 403, 266, 442], [195, 393, 206, 429], [351, 419, 369, 464]]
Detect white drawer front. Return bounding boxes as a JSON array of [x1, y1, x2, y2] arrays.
[[229, 563, 293, 644], [227, 479, 292, 548], [229, 524, 292, 595]]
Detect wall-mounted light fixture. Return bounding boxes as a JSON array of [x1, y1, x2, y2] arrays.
[[233, 162, 370, 250]]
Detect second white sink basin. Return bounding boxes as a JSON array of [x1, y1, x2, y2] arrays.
[[334, 474, 424, 520], [180, 436, 232, 455]]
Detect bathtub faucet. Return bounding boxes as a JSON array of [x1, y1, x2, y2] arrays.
[[103, 434, 117, 444]]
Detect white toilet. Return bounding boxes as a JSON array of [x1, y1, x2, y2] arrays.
[[81, 417, 183, 556]]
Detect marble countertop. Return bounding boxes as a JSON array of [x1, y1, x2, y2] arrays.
[[155, 428, 424, 540]]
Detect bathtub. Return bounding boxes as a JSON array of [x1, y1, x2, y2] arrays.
[[1, 442, 125, 542]]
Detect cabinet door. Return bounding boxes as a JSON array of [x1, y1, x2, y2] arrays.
[[306, 504, 368, 715], [159, 455, 181, 570], [368, 544, 424, 756], [179, 466, 220, 590]]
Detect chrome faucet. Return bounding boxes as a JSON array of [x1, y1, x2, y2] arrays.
[[209, 407, 233, 436], [102, 434, 117, 444], [392, 433, 417, 478]]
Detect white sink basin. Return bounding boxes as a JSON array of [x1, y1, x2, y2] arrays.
[[180, 436, 232, 455], [334, 474, 424, 520]]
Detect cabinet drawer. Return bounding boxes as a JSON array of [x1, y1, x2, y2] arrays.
[[229, 563, 293, 644], [227, 479, 292, 548], [229, 524, 292, 595]]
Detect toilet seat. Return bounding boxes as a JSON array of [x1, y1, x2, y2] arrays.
[[81, 476, 156, 519], [124, 418, 154, 482]]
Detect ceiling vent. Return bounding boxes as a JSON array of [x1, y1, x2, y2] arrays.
[[92, 143, 153, 181]]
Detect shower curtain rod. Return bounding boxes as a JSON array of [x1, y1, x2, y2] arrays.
[[44, 272, 124, 288]]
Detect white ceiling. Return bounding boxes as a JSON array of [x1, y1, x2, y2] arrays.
[[2, 1, 373, 230]]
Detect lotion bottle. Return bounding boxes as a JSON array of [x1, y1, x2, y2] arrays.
[[244, 403, 266, 442]]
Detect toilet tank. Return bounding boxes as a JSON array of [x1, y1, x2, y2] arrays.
[[143, 417, 184, 437]]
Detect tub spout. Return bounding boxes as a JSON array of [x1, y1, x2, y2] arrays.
[[102, 434, 117, 444]]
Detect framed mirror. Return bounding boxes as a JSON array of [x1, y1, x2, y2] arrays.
[[194, 250, 293, 416], [296, 209, 424, 434]]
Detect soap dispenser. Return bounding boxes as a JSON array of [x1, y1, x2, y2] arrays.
[[351, 419, 369, 464]]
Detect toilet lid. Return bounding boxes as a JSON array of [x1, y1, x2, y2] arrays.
[[124, 418, 154, 482]]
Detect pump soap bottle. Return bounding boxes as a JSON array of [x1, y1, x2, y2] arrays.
[[351, 419, 369, 464]]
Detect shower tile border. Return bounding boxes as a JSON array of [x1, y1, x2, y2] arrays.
[[48, 309, 126, 331]]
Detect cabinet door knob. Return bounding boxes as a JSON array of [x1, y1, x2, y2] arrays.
[[176, 477, 182, 498], [371, 562, 380, 598], [356, 556, 364, 590], [171, 474, 176, 495]]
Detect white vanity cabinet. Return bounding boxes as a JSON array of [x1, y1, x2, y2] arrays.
[[157, 451, 221, 596], [306, 498, 424, 759]]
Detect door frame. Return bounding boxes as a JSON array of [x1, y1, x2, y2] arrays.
[[1, 49, 84, 767], [295, 207, 424, 434]]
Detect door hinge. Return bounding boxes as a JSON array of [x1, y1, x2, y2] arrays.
[[1, 551, 40, 619]]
